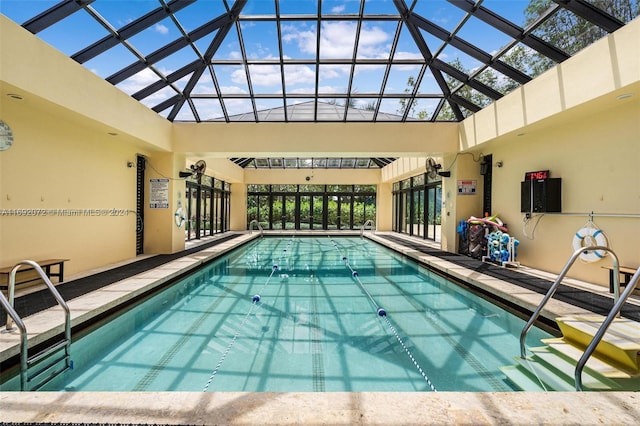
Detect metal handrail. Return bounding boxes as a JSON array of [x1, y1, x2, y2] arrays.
[[360, 219, 375, 237], [519, 246, 619, 359], [249, 219, 264, 235], [3, 260, 72, 390], [575, 267, 639, 391]]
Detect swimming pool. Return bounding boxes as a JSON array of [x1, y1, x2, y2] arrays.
[[3, 236, 552, 392]]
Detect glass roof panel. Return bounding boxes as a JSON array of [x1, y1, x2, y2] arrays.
[[279, 0, 318, 15], [247, 64, 284, 94], [191, 98, 224, 121], [377, 99, 404, 121], [0, 0, 633, 127], [88, 0, 158, 25], [351, 65, 386, 94], [531, 10, 605, 56], [283, 64, 316, 94], [281, 21, 317, 60], [455, 15, 513, 54], [83, 44, 141, 79], [318, 64, 350, 94], [322, 0, 361, 15], [173, 2, 229, 32], [214, 65, 250, 94], [356, 20, 395, 59], [256, 99, 286, 121], [36, 10, 110, 56], [241, 21, 280, 60], [125, 17, 181, 57], [412, 0, 468, 33]]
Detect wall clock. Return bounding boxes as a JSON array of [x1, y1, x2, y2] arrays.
[[0, 120, 14, 151]]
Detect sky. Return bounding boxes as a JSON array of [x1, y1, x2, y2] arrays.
[[0, 1, 562, 121]]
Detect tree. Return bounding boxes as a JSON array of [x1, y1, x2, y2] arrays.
[[502, 0, 639, 78]]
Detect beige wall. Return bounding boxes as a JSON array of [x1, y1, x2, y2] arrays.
[[1, 15, 638, 288], [0, 96, 149, 274]]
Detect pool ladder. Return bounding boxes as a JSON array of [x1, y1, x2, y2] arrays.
[[1, 260, 72, 391], [249, 219, 264, 236], [519, 246, 639, 391], [360, 219, 375, 238]]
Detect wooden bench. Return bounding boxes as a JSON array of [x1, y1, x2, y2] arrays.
[[601, 265, 637, 293], [0, 259, 69, 291]]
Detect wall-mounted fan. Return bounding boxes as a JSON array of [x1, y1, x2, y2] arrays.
[[179, 160, 207, 178], [426, 157, 442, 179], [190, 160, 207, 176]]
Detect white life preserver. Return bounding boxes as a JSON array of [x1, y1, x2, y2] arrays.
[[572, 226, 608, 263], [174, 207, 186, 228]]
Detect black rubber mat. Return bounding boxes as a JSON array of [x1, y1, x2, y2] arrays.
[[0, 233, 241, 326], [379, 234, 639, 322]]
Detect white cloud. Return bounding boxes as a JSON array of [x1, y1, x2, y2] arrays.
[[154, 23, 169, 35]]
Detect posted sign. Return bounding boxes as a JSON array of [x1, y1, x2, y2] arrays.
[[457, 180, 477, 195], [150, 178, 169, 208]]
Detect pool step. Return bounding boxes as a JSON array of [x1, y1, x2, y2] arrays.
[[555, 315, 640, 373], [501, 316, 640, 391]]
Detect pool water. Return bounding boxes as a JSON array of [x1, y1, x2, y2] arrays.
[[7, 236, 553, 391]]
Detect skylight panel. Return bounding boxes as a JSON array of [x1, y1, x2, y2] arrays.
[[411, 0, 468, 33], [139, 85, 181, 110], [393, 25, 424, 62], [191, 69, 217, 95], [363, 0, 398, 16], [322, 0, 361, 15], [242, 0, 276, 15], [319, 21, 357, 59], [455, 15, 513, 54], [126, 17, 180, 56], [281, 21, 318, 60], [287, 99, 316, 121], [406, 98, 439, 121], [224, 98, 254, 120], [283, 64, 316, 94], [89, 0, 158, 26], [153, 45, 201, 79], [36, 9, 109, 56], [284, 159, 299, 168], [82, 44, 141, 79], [416, 70, 444, 95], [256, 99, 286, 121], [247, 64, 284, 95], [214, 65, 250, 94], [346, 102, 376, 121], [278, 0, 318, 15], [531, 11, 604, 56], [355, 21, 395, 59], [318, 64, 351, 95], [351, 64, 386, 94], [173, 1, 228, 32], [241, 21, 280, 60], [313, 158, 327, 168], [0, 0, 58, 24], [383, 64, 422, 95], [377, 99, 405, 121]]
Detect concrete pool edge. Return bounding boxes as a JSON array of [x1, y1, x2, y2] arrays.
[[0, 391, 638, 425]]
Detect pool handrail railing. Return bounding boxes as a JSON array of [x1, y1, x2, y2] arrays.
[[2, 260, 72, 390], [360, 219, 375, 238], [249, 219, 264, 236]]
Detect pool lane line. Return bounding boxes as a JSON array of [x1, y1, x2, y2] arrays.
[[329, 238, 438, 392], [202, 262, 280, 392]]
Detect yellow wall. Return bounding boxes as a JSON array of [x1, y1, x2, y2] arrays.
[[0, 97, 148, 274], [1, 14, 638, 289]]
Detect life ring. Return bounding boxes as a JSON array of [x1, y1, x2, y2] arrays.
[[174, 207, 186, 228], [572, 226, 608, 262]]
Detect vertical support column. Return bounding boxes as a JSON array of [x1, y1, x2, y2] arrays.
[[376, 182, 393, 231], [144, 152, 186, 254], [229, 183, 247, 231]]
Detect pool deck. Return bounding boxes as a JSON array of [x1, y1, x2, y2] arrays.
[[1, 231, 639, 425]]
